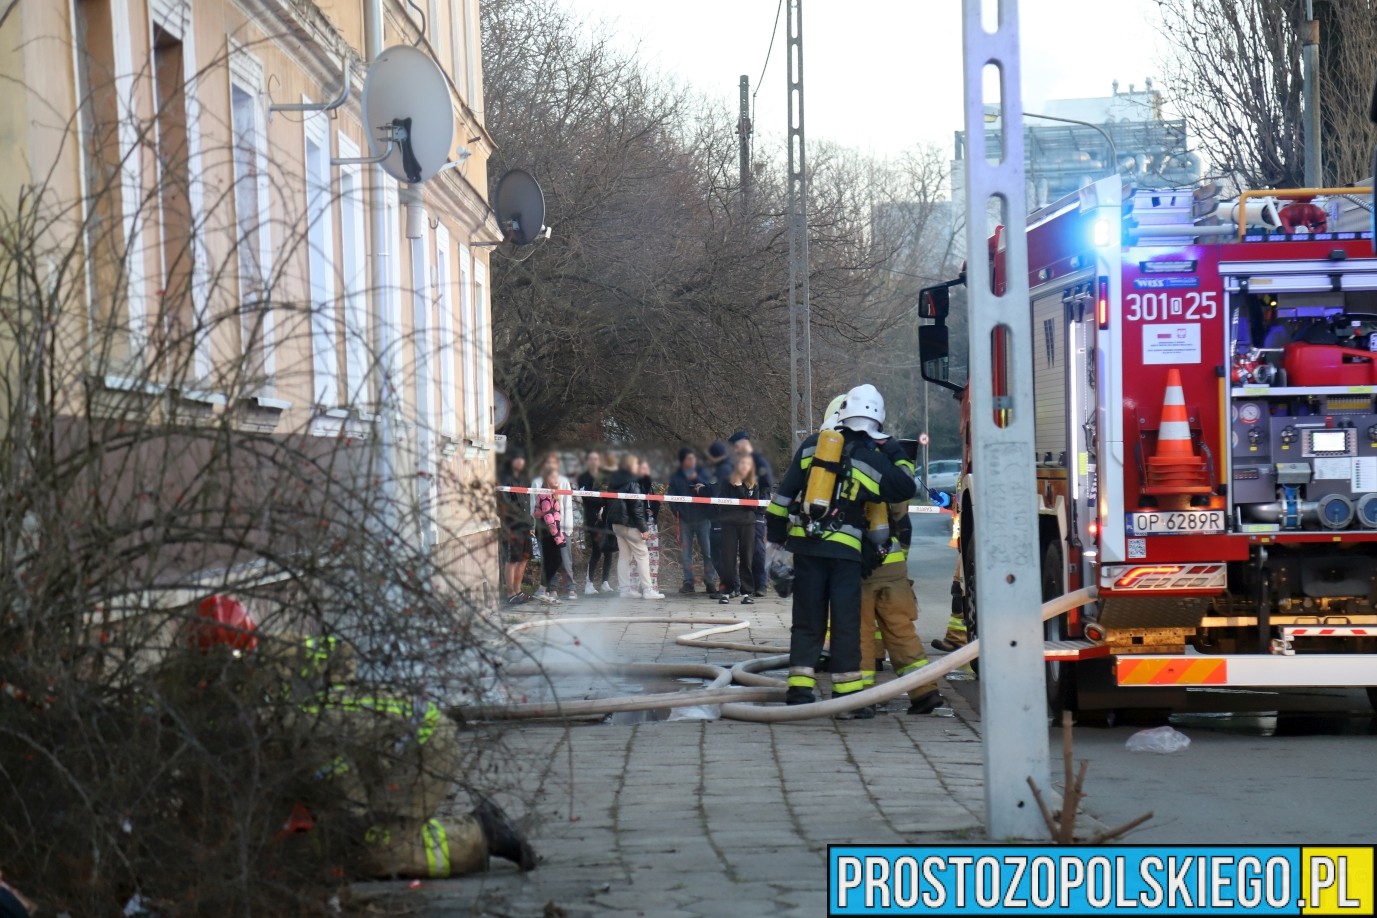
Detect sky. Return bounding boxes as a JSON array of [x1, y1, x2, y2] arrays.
[[559, 0, 1167, 160]]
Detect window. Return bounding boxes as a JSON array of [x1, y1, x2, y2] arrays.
[[411, 225, 435, 441], [381, 176, 403, 409], [459, 243, 476, 439], [452, 0, 478, 105], [229, 48, 274, 389], [75, 0, 144, 367], [336, 135, 369, 407], [304, 105, 338, 407], [473, 258, 491, 442], [148, 0, 210, 382], [435, 226, 457, 438]]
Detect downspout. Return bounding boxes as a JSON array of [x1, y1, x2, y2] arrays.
[[364, 0, 400, 539]]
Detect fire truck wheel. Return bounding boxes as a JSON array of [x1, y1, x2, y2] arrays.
[[1042, 540, 1076, 716], [1367, 687, 1377, 714]]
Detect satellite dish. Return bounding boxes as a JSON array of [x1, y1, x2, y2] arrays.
[[360, 45, 454, 184], [494, 170, 547, 245]]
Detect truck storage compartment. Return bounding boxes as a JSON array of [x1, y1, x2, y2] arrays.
[[1283, 342, 1377, 387]]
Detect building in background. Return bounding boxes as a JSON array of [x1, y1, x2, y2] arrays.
[[0, 0, 502, 594], [954, 79, 1201, 211]]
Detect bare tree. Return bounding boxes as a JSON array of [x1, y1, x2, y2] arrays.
[[482, 0, 917, 457], [1158, 0, 1377, 189], [1, 34, 524, 915]]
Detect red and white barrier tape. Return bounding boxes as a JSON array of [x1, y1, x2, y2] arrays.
[[495, 485, 951, 514]]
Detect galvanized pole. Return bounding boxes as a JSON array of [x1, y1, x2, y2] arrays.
[[786, 0, 813, 447], [1301, 0, 1321, 186], [961, 0, 1051, 839]]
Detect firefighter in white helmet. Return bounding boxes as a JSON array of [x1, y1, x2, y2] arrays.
[[766, 384, 917, 715]]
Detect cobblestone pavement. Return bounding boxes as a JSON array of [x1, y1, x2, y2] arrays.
[[355, 584, 987, 917]]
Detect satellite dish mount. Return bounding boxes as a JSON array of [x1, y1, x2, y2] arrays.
[[331, 45, 454, 185], [476, 169, 551, 248]]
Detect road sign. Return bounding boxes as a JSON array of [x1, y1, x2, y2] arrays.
[[919, 432, 930, 446]]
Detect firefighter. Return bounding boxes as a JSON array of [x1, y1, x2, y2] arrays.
[[859, 501, 944, 715], [767, 384, 917, 714], [931, 566, 969, 654], [185, 597, 537, 879]]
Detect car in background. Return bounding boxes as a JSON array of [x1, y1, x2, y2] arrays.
[[923, 459, 961, 505]]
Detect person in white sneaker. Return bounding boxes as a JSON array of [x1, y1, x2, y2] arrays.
[[605, 453, 663, 599], [532, 452, 578, 602]]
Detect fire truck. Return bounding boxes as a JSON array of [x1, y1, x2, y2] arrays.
[[918, 175, 1377, 715]]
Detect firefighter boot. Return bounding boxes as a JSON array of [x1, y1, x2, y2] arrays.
[[472, 793, 538, 871], [906, 690, 944, 716], [833, 690, 875, 720], [785, 686, 816, 705]]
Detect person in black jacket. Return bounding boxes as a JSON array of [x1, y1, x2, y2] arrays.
[[705, 440, 733, 597], [576, 450, 615, 594], [766, 384, 917, 716], [717, 454, 761, 604], [668, 448, 718, 593], [498, 451, 534, 604], [730, 430, 773, 596], [605, 453, 664, 600]]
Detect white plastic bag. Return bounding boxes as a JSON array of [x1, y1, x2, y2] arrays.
[[1125, 725, 1190, 754]]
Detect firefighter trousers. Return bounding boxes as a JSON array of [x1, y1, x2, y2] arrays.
[[788, 554, 865, 694], [859, 563, 937, 699]]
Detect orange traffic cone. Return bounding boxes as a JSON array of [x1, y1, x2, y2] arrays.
[[1143, 369, 1212, 495]]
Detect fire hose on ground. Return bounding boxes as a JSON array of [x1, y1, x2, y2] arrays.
[[450, 589, 1096, 723]]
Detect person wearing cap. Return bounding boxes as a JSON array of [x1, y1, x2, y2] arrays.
[[729, 430, 773, 596], [705, 440, 733, 597], [668, 448, 719, 593], [766, 384, 917, 716]]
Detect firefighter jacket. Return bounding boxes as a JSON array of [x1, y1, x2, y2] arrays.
[[766, 430, 916, 560]]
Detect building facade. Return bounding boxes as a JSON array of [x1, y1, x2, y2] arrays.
[[1, 0, 502, 596]]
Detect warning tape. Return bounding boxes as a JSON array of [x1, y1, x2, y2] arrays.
[[496, 485, 951, 514]]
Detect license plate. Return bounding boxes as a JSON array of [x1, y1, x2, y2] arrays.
[[1126, 510, 1225, 535]]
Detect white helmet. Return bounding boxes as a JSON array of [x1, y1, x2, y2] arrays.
[[838, 384, 887, 438], [821, 394, 846, 429]]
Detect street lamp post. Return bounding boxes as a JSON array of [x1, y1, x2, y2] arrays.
[[985, 107, 1121, 177]]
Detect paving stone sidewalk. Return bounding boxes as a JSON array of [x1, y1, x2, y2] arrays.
[[356, 591, 987, 917]]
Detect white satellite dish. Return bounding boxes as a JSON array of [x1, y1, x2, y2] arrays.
[[360, 45, 454, 184]]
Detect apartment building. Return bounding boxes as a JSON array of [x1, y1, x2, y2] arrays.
[[0, 0, 502, 593]]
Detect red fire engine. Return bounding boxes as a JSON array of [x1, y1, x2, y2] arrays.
[[919, 176, 1377, 715]]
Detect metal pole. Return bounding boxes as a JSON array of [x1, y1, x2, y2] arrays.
[[961, 0, 1051, 840], [364, 0, 399, 537], [738, 75, 752, 207], [922, 383, 929, 489], [1302, 1, 1321, 186], [786, 0, 813, 447]]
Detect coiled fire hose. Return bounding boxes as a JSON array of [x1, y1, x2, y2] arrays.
[[451, 589, 1096, 723]]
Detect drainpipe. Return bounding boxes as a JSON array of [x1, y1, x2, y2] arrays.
[[403, 183, 436, 549], [364, 0, 400, 540]]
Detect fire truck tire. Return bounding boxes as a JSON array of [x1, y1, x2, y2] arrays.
[[1042, 540, 1076, 716], [1367, 687, 1377, 714]]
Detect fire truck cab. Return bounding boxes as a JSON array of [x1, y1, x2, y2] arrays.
[[920, 174, 1377, 715]]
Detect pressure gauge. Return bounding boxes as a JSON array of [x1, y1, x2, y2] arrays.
[[1239, 403, 1262, 424]]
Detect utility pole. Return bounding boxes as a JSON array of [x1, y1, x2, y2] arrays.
[[961, 0, 1050, 839], [737, 75, 752, 207], [786, 0, 813, 446], [1302, 0, 1321, 186]]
